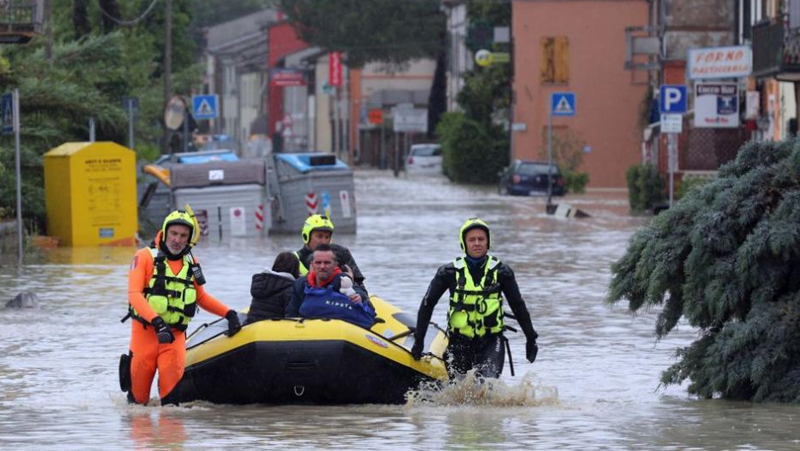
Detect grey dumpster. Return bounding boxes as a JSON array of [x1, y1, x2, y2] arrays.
[[137, 150, 241, 228], [172, 184, 266, 240], [268, 153, 356, 234], [170, 158, 268, 239]]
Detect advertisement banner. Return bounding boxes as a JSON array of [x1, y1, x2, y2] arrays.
[[694, 83, 740, 128], [329, 52, 343, 87]]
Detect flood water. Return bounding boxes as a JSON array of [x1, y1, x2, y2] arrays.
[[1, 170, 799, 450]]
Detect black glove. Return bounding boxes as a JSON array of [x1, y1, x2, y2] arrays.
[[526, 340, 538, 363], [225, 310, 242, 337], [411, 339, 424, 360], [151, 317, 174, 344]]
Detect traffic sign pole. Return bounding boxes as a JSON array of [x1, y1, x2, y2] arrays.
[[668, 133, 677, 207], [128, 99, 135, 150], [547, 92, 575, 208], [13, 88, 22, 263], [658, 85, 687, 208], [547, 96, 553, 206]]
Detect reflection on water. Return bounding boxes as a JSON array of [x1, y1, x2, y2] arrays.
[[127, 410, 187, 451], [1, 170, 800, 450]]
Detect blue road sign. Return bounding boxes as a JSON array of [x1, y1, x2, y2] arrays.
[[192, 94, 219, 120], [551, 92, 575, 117], [659, 85, 687, 114], [1, 93, 13, 134]]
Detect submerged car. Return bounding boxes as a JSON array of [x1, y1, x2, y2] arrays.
[[498, 160, 566, 196], [406, 144, 443, 174]]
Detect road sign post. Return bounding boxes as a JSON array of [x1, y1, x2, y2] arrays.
[[548, 92, 575, 207], [9, 89, 22, 263], [123, 97, 139, 150], [659, 85, 687, 208]]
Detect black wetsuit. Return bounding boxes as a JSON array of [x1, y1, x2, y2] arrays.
[[413, 257, 538, 378]]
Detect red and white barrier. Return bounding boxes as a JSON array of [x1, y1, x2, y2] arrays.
[[255, 204, 264, 231], [306, 192, 318, 215]]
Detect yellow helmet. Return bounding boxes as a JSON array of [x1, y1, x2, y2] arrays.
[[301, 214, 334, 245], [161, 209, 196, 245], [459, 217, 490, 252]]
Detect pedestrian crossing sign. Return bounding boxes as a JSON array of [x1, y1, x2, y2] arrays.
[[1, 93, 13, 134], [551, 92, 576, 117], [192, 94, 219, 120]]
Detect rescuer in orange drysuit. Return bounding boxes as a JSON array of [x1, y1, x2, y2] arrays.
[[120, 208, 241, 405]]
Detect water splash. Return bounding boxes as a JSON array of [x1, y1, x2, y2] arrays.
[[405, 371, 559, 407]]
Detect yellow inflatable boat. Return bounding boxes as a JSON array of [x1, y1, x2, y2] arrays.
[[170, 296, 449, 405]]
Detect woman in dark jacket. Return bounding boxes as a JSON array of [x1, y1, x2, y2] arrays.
[[245, 252, 300, 324]]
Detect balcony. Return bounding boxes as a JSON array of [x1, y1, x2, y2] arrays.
[[0, 0, 43, 44]]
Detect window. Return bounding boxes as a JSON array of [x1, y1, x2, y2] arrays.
[[518, 162, 559, 176], [410, 144, 441, 157], [541, 37, 569, 84]]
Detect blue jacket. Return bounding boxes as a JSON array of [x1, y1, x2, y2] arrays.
[[286, 273, 374, 328]]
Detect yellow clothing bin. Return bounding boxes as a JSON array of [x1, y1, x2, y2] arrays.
[[44, 142, 138, 246]]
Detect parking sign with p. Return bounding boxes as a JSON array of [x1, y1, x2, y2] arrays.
[[659, 85, 687, 114]]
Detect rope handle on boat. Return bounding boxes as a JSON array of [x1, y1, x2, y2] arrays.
[[388, 327, 415, 342], [186, 322, 211, 341]]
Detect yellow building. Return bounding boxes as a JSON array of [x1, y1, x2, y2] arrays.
[[44, 142, 138, 246]]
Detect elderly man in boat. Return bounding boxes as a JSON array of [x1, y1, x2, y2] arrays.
[[286, 243, 375, 328]]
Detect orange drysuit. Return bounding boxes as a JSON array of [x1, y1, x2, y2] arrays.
[[127, 232, 230, 404]]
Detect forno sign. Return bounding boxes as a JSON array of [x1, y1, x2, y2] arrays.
[[687, 46, 752, 80]]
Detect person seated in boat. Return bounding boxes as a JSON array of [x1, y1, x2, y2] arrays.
[[245, 252, 300, 325], [286, 244, 375, 328], [295, 214, 366, 287]]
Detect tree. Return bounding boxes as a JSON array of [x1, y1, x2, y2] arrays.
[[99, 0, 121, 34], [436, 112, 505, 184], [427, 47, 447, 138], [73, 0, 91, 38], [608, 139, 800, 402]]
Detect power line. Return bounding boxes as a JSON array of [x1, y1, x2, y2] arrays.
[[98, 0, 162, 27]]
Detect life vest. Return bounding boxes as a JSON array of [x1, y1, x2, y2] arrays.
[[447, 255, 504, 338], [295, 251, 309, 276], [129, 248, 198, 331], [299, 281, 375, 329]]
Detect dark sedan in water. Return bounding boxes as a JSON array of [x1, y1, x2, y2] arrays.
[[498, 160, 566, 196]]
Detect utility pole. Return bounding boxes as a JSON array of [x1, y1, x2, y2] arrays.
[[507, 3, 515, 164], [162, 0, 173, 154], [44, 0, 52, 60]]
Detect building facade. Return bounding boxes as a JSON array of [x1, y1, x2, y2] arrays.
[[512, 0, 650, 188]]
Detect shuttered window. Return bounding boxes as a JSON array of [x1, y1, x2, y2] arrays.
[[541, 37, 569, 84]]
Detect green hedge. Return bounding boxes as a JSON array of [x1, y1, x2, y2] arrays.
[[436, 112, 507, 184], [626, 164, 665, 212], [562, 167, 589, 194]]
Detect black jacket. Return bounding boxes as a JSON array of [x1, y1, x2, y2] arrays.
[[286, 273, 370, 317], [245, 269, 296, 324], [413, 257, 538, 343]]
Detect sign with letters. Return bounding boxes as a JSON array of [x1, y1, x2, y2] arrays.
[[694, 82, 739, 128], [659, 85, 687, 114], [687, 46, 752, 80]]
